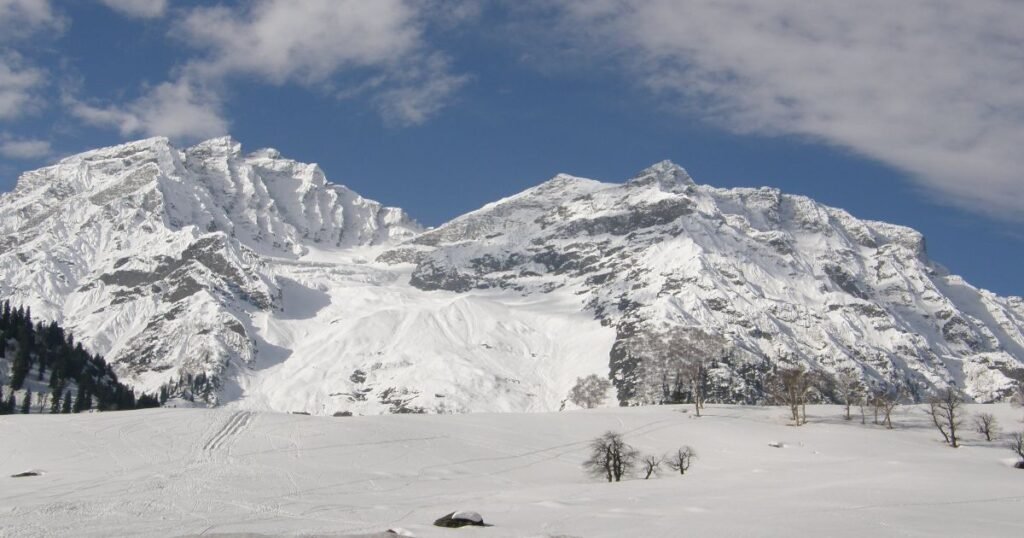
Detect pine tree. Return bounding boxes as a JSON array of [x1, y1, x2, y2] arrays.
[[74, 384, 86, 413], [11, 343, 30, 390], [50, 388, 61, 414], [5, 393, 15, 414], [1, 300, 11, 328], [61, 390, 72, 413], [20, 391, 31, 414]]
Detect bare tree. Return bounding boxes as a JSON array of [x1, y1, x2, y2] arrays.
[[569, 375, 611, 409], [874, 388, 901, 429], [858, 393, 868, 424], [35, 392, 49, 414], [973, 412, 1000, 442], [1010, 432, 1024, 469], [928, 388, 965, 447], [675, 329, 728, 415], [834, 371, 864, 421], [583, 431, 638, 482], [681, 358, 707, 417], [767, 367, 817, 425], [1012, 383, 1024, 423], [665, 446, 696, 475], [641, 454, 662, 479]]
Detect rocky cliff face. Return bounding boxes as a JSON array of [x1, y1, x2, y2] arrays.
[[1, 141, 1021, 412], [380, 161, 1024, 404], [0, 137, 419, 400]]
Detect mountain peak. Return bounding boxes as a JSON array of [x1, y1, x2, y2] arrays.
[[187, 135, 242, 158], [628, 160, 695, 192]]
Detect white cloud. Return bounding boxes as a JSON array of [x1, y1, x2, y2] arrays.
[[556, 0, 1024, 220], [0, 1, 63, 121], [99, 0, 167, 19], [0, 135, 51, 159], [176, 0, 464, 126], [76, 0, 464, 141], [70, 79, 227, 140], [0, 55, 45, 119], [0, 0, 63, 39]]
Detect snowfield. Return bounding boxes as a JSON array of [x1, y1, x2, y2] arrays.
[[3, 404, 1023, 537]]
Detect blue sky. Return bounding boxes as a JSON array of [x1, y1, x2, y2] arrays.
[[1, 0, 1022, 296]]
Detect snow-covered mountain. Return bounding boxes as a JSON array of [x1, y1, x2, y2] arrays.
[[1, 138, 1021, 413]]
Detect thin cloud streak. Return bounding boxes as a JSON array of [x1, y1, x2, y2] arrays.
[[99, 0, 168, 19], [0, 136, 51, 159]]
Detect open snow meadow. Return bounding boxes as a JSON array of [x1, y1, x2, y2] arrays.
[[3, 404, 1023, 537]]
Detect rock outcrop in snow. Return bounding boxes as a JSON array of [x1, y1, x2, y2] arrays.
[[1, 138, 1021, 412]]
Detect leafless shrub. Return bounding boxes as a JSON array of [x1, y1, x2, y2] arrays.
[[973, 412, 1000, 442], [641, 454, 663, 479], [1009, 432, 1024, 469], [665, 446, 697, 475]]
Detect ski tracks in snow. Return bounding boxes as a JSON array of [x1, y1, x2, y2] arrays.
[[202, 410, 255, 454]]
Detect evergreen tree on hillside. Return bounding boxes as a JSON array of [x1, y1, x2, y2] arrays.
[[73, 384, 87, 413], [5, 393, 15, 413], [50, 389, 61, 414], [2, 300, 157, 413], [61, 390, 72, 413], [11, 343, 30, 390]]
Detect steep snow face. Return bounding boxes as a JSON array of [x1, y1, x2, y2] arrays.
[[0, 137, 419, 402], [2, 140, 1022, 412], [381, 162, 1024, 403]]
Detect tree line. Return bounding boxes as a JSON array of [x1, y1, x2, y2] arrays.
[[0, 301, 160, 414]]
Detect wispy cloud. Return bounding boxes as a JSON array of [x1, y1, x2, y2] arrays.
[[99, 0, 167, 19], [0, 0, 64, 39], [0, 0, 64, 121], [69, 78, 227, 140], [77, 0, 466, 141], [552, 0, 1024, 221], [0, 55, 44, 119], [0, 135, 52, 159]]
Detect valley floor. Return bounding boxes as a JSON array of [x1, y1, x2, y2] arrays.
[[2, 404, 1023, 537]]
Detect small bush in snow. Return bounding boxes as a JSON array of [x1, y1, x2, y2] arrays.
[[665, 446, 696, 475], [1009, 432, 1024, 469], [640, 454, 662, 479]]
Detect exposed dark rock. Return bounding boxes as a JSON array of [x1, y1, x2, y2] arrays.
[[433, 511, 486, 528]]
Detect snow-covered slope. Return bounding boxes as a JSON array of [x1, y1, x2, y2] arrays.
[[1, 139, 1022, 412], [2, 405, 1023, 537]]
